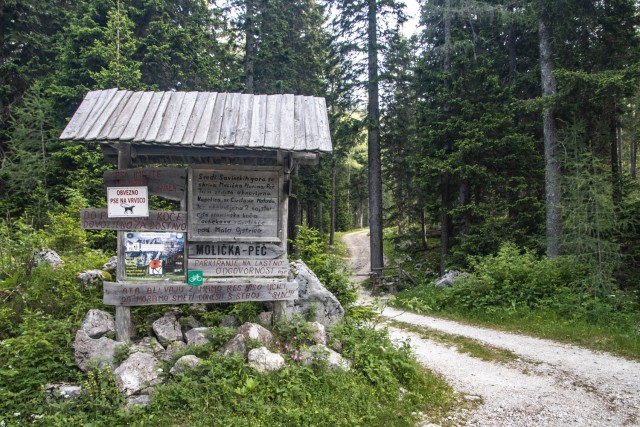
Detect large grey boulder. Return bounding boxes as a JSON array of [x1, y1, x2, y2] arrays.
[[434, 270, 464, 289], [248, 347, 285, 372], [169, 355, 201, 375], [130, 337, 165, 359], [160, 341, 186, 362], [288, 260, 344, 326], [44, 383, 82, 401], [184, 327, 210, 346], [310, 321, 327, 346], [300, 344, 351, 371], [80, 309, 115, 339], [74, 329, 125, 372], [102, 256, 117, 275], [77, 270, 107, 289], [34, 248, 64, 269], [126, 394, 152, 409], [152, 312, 183, 346], [222, 322, 274, 357], [115, 352, 162, 396]]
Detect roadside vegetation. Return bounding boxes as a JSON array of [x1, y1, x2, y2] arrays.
[[383, 229, 640, 361], [0, 220, 455, 426]]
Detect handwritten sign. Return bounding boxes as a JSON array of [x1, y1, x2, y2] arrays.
[[189, 168, 280, 241], [187, 242, 283, 259], [187, 258, 289, 277], [103, 280, 298, 306], [104, 168, 186, 201], [107, 186, 149, 218], [81, 209, 186, 231]]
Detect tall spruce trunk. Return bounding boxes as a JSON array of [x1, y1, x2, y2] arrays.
[[440, 0, 452, 274], [368, 0, 384, 274], [539, 17, 562, 257], [632, 112, 638, 179], [330, 166, 336, 245], [244, 0, 255, 93]]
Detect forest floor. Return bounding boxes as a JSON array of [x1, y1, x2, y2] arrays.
[[342, 229, 640, 427]]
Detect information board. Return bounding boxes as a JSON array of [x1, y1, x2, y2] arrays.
[[103, 280, 298, 306], [189, 167, 280, 241], [81, 209, 186, 231]]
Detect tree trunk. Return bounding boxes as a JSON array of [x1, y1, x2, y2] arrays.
[[632, 108, 638, 179], [244, 0, 255, 93], [368, 0, 384, 275], [307, 200, 315, 229], [287, 164, 299, 255], [539, 16, 562, 257], [458, 179, 470, 236], [440, 0, 452, 274], [611, 119, 622, 205], [330, 166, 336, 245], [319, 202, 324, 234], [420, 208, 428, 250]]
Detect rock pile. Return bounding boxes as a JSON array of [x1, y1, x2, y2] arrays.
[[62, 259, 348, 408], [71, 306, 350, 408]]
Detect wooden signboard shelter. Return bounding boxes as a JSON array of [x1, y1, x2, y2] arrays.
[[60, 89, 332, 342]]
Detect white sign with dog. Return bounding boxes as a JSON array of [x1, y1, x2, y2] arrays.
[[107, 186, 149, 218]]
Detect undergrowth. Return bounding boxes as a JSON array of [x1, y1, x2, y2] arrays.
[[391, 241, 640, 360]]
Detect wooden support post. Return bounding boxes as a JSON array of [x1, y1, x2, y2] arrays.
[[116, 142, 132, 342], [273, 154, 291, 324]]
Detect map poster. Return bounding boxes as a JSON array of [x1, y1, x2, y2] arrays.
[[124, 232, 185, 280]]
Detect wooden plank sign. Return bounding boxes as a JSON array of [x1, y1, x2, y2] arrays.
[[187, 242, 283, 259], [103, 280, 298, 306], [189, 167, 280, 241], [81, 209, 186, 231], [187, 258, 289, 277], [104, 167, 186, 201]]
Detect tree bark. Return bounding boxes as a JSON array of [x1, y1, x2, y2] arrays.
[[330, 166, 336, 245], [287, 164, 299, 255], [440, 0, 452, 274], [611, 120, 622, 205], [244, 0, 255, 93], [368, 0, 384, 275], [539, 17, 562, 257], [632, 107, 638, 179]]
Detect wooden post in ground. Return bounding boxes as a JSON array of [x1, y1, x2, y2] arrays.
[[273, 155, 291, 324], [115, 142, 132, 342]]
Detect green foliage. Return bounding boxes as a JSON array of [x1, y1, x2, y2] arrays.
[[79, 366, 126, 416], [0, 312, 76, 419], [392, 242, 640, 358], [44, 190, 90, 256], [228, 301, 261, 324], [561, 123, 623, 296], [203, 326, 237, 351], [292, 225, 357, 307]]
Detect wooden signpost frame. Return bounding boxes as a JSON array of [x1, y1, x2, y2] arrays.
[[109, 143, 292, 342]]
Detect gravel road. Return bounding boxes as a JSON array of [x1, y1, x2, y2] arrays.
[[342, 229, 640, 426]]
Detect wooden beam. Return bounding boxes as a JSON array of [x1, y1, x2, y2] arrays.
[[116, 142, 132, 343]]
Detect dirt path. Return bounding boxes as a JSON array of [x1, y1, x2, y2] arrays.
[[341, 230, 640, 427]]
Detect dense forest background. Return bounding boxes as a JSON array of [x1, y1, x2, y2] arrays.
[[2, 0, 640, 295]]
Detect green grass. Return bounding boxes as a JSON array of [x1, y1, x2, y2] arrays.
[[433, 307, 640, 361], [388, 319, 520, 365], [28, 323, 457, 427], [392, 286, 640, 361]]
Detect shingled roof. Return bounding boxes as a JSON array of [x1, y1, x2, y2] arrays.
[[60, 89, 332, 153]]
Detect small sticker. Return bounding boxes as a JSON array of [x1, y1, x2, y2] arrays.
[[188, 270, 203, 286]]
